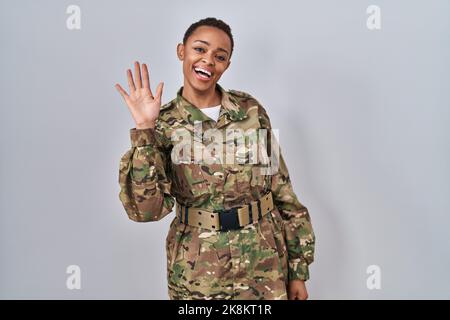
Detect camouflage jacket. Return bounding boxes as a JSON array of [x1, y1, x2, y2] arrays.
[[118, 83, 315, 281]]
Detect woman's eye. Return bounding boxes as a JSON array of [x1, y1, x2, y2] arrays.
[[194, 47, 205, 53], [217, 56, 226, 61]]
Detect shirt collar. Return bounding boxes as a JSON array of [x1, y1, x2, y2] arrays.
[[174, 83, 247, 127]]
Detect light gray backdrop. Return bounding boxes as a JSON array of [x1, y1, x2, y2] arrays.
[[1, 0, 449, 299]]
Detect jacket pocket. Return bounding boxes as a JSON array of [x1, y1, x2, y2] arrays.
[[166, 218, 187, 270], [250, 165, 269, 193], [171, 163, 211, 202], [269, 208, 289, 284]]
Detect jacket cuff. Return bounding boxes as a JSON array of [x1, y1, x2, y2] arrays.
[[130, 128, 159, 147], [288, 258, 310, 281], [127, 212, 153, 222]]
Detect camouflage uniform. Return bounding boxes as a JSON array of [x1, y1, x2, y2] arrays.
[[118, 83, 315, 300]]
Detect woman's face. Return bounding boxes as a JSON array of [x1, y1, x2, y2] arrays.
[[177, 25, 232, 93]]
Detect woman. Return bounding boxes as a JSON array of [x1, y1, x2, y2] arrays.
[[115, 17, 315, 300]]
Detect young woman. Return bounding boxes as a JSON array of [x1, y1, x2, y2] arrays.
[[115, 17, 315, 300]]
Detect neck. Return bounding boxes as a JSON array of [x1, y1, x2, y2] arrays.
[[181, 82, 222, 109]]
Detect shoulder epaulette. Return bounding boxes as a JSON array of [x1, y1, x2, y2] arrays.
[[228, 89, 254, 99]]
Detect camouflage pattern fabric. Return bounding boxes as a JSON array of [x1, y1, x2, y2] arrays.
[[118, 83, 315, 300]]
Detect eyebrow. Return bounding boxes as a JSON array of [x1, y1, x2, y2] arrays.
[[193, 40, 229, 55]]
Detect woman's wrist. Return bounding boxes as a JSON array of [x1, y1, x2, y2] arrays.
[[136, 121, 156, 130]]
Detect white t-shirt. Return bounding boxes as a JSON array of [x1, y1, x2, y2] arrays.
[[199, 104, 221, 121]]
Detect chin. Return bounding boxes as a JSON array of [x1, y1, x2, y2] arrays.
[[190, 78, 217, 92]]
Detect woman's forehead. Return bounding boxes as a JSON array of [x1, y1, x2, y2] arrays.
[[188, 26, 231, 49]]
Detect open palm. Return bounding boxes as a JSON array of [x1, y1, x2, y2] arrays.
[[115, 61, 164, 129]]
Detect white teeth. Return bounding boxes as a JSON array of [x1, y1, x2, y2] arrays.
[[194, 67, 212, 77]]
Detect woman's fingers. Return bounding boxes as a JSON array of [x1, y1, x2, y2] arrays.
[[122, 62, 159, 101], [115, 83, 129, 102], [127, 69, 136, 92], [134, 61, 142, 89], [142, 63, 153, 96]]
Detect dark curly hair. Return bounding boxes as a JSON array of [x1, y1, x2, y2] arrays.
[[183, 17, 234, 59]]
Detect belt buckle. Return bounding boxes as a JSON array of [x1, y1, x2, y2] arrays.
[[217, 207, 241, 231]]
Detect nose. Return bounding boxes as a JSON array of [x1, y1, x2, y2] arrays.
[[201, 53, 215, 66]]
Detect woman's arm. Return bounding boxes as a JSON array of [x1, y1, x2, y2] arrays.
[[257, 102, 316, 282], [116, 61, 175, 222], [118, 126, 175, 222]]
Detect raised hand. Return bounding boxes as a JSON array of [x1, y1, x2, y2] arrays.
[[115, 61, 164, 129]]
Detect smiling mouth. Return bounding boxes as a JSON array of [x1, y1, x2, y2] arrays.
[[193, 66, 213, 81]]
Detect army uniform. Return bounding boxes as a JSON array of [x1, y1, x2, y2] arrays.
[[118, 83, 315, 300]]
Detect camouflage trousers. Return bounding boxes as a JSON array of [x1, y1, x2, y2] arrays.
[[165, 207, 289, 300]]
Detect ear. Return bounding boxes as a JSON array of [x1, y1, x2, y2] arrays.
[[176, 43, 184, 61]]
